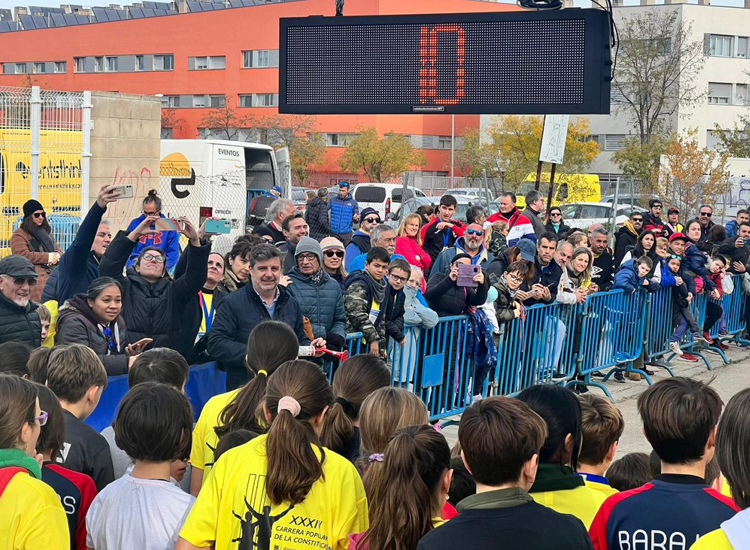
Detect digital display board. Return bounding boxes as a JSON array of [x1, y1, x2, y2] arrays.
[[279, 9, 611, 115]]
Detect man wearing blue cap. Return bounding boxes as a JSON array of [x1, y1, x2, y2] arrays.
[[264, 185, 283, 198], [328, 181, 359, 245]]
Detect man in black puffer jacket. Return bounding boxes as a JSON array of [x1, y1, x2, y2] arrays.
[[98, 215, 209, 357], [424, 253, 489, 317], [0, 255, 42, 347], [208, 243, 313, 390]]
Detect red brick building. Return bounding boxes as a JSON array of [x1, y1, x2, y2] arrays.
[[0, 0, 515, 185]]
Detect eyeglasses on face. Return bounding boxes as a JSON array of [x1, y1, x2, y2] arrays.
[[12, 277, 37, 287], [324, 250, 344, 258], [669, 254, 683, 260], [466, 228, 484, 236], [364, 217, 381, 224], [388, 273, 407, 283], [632, 218, 643, 223], [297, 253, 317, 263], [32, 211, 45, 219], [652, 205, 663, 209], [143, 209, 160, 216], [34, 410, 48, 426], [550, 212, 562, 217], [142, 253, 165, 263], [507, 273, 523, 284], [700, 212, 713, 218]]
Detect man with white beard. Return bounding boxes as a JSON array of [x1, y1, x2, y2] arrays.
[[0, 255, 42, 346]]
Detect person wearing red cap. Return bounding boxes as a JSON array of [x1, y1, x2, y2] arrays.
[[667, 232, 701, 362]]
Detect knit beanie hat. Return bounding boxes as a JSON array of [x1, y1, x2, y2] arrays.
[[320, 236, 345, 252], [294, 237, 323, 264], [23, 199, 44, 219]]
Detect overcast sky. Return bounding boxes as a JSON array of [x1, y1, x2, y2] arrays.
[[0, 0, 746, 12]]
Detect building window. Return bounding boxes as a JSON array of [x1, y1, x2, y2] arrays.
[[736, 84, 749, 105], [239, 94, 253, 108], [74, 57, 84, 73], [611, 86, 626, 104], [437, 136, 452, 149], [710, 34, 734, 57], [94, 57, 104, 72], [54, 61, 66, 73], [208, 95, 225, 108], [135, 55, 144, 71], [708, 82, 732, 104], [105, 57, 118, 72], [32, 62, 46, 74], [154, 54, 174, 71], [253, 93, 278, 107], [739, 37, 749, 58], [15, 63, 27, 74], [326, 133, 357, 146], [161, 95, 180, 108], [604, 134, 627, 151], [190, 56, 226, 70], [192, 95, 206, 108], [242, 49, 279, 68]]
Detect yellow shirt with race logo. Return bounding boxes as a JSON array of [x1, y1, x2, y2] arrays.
[[180, 434, 368, 550], [190, 389, 241, 477]]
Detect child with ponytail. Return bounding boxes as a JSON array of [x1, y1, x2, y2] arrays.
[[320, 354, 391, 462], [351, 425, 452, 550], [190, 321, 299, 495], [177, 360, 368, 550]]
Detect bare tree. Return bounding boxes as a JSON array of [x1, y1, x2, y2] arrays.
[[614, 9, 705, 143], [160, 108, 185, 139], [198, 97, 254, 141]]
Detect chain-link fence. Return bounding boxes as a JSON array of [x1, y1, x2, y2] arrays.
[[0, 86, 89, 254]]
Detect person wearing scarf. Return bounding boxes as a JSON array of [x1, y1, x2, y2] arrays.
[[285, 237, 347, 352], [344, 246, 395, 357], [0, 375, 68, 549], [10, 199, 62, 302], [55, 277, 134, 376]]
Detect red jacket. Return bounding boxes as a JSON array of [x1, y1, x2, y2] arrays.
[[395, 235, 432, 272], [487, 209, 537, 247]]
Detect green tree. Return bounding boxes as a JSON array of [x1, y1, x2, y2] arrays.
[[459, 116, 600, 190], [612, 131, 672, 184], [713, 120, 750, 158], [339, 127, 426, 182], [198, 97, 253, 141]]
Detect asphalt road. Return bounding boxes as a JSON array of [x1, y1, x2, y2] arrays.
[[440, 343, 750, 458]]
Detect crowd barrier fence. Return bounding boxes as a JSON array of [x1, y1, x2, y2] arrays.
[[86, 275, 750, 429]]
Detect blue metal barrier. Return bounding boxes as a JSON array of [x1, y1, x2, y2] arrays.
[[495, 302, 579, 396], [85, 361, 227, 433], [567, 290, 647, 398]]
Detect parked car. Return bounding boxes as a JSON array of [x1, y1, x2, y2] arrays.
[[600, 193, 661, 210], [560, 202, 646, 231], [353, 183, 427, 219]]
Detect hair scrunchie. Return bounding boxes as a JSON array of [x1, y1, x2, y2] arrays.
[[278, 396, 301, 418], [257, 369, 268, 377], [368, 453, 384, 463], [334, 396, 356, 417]]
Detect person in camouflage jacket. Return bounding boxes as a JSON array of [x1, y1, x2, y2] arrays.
[[343, 247, 394, 357]]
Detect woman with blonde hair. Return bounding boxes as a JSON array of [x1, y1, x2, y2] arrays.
[[395, 213, 431, 274], [321, 236, 348, 290]]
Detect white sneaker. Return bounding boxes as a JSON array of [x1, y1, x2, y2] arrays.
[[669, 341, 684, 357]]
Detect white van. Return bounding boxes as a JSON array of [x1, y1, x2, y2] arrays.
[[353, 183, 427, 220], [159, 140, 287, 253]]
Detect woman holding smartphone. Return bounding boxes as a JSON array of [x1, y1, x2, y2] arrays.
[[55, 277, 150, 375]]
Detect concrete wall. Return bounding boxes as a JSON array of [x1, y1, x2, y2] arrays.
[[89, 91, 161, 231]]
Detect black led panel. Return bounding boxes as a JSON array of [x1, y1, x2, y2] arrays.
[[280, 9, 611, 115]]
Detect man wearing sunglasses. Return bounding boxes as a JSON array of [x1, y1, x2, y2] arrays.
[[614, 212, 644, 266], [0, 255, 42, 347], [429, 223, 494, 283], [99, 214, 211, 358], [696, 204, 715, 244], [345, 207, 380, 271]]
